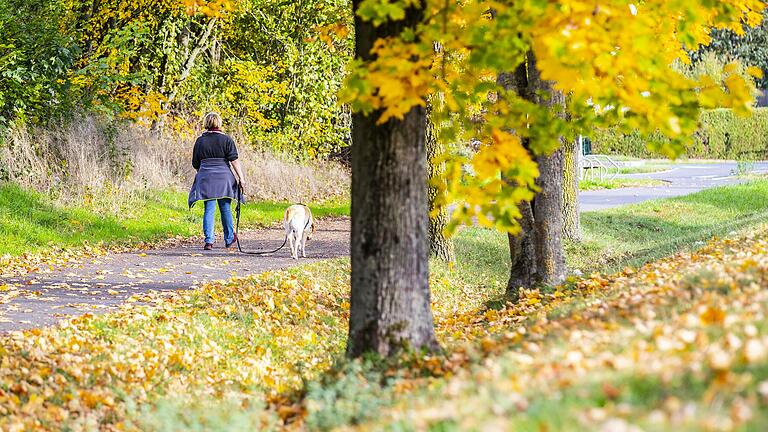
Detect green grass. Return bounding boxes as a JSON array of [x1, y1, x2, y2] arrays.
[[0, 183, 349, 256], [573, 180, 768, 272], [321, 233, 768, 431], [579, 177, 666, 191], [422, 181, 768, 325], [5, 179, 768, 430], [613, 165, 672, 174], [439, 180, 768, 289]]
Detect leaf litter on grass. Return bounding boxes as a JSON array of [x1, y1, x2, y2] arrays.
[[3, 231, 768, 430], [350, 233, 768, 431], [0, 261, 354, 430]]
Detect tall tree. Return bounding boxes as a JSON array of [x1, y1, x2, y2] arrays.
[[499, 62, 537, 299], [346, 0, 438, 358], [426, 104, 456, 263], [338, 0, 762, 356], [560, 92, 581, 241], [503, 53, 567, 300], [528, 52, 567, 286]]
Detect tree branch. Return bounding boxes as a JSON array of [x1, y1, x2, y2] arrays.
[[165, 17, 217, 106]]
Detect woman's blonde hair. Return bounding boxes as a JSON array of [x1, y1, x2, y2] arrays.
[[203, 112, 223, 130]]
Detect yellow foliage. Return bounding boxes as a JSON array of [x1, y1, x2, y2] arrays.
[[314, 22, 351, 51], [117, 87, 168, 124], [340, 38, 433, 124], [341, 0, 765, 232], [183, 0, 236, 16], [210, 60, 290, 131]]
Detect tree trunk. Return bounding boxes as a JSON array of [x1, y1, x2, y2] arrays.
[[503, 61, 539, 297], [347, 2, 438, 358], [527, 52, 567, 286], [426, 103, 456, 263], [562, 137, 581, 241], [533, 148, 566, 285], [504, 52, 567, 297], [506, 199, 537, 301]]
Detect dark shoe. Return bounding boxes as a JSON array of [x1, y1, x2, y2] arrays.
[[226, 234, 238, 249], [204, 243, 214, 251]]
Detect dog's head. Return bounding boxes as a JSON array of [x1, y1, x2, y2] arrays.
[[307, 219, 316, 241]]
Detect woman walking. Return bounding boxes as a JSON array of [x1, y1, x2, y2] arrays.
[[188, 112, 246, 250]]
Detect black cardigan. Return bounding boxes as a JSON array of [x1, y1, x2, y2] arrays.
[[192, 131, 239, 171]]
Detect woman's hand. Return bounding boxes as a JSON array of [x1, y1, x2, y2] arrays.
[[238, 180, 247, 196], [231, 159, 247, 197]]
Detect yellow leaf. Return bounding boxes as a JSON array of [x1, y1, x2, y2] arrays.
[[700, 306, 725, 325], [747, 66, 764, 79]]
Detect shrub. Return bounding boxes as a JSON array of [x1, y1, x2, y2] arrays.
[[0, 115, 350, 211], [590, 128, 655, 158], [693, 108, 768, 159], [591, 108, 768, 160]]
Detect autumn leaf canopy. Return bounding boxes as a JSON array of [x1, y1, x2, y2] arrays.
[[338, 0, 765, 232]]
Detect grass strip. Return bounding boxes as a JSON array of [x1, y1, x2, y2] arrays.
[[343, 232, 768, 431], [0, 183, 349, 257], [447, 180, 768, 284], [579, 177, 666, 190]]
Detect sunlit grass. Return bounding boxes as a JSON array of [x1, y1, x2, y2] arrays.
[[579, 177, 666, 190], [0, 183, 349, 256], [436, 180, 768, 290], [3, 181, 768, 430]]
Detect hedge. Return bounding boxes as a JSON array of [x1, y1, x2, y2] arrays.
[[591, 108, 768, 159]]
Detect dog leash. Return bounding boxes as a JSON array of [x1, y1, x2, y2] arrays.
[[233, 184, 310, 256]]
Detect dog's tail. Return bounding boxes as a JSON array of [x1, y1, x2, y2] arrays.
[[283, 207, 295, 241]]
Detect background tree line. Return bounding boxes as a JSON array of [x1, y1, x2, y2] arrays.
[[0, 0, 352, 158]]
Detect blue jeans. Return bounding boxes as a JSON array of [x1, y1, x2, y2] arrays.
[[203, 199, 234, 245]]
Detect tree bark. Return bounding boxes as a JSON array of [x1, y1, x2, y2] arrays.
[[562, 136, 581, 241], [504, 52, 567, 297], [502, 61, 539, 297], [533, 148, 566, 285], [506, 200, 536, 302], [426, 103, 456, 263], [527, 52, 567, 286], [347, 2, 439, 358]]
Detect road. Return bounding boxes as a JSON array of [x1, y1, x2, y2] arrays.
[[579, 161, 768, 212]]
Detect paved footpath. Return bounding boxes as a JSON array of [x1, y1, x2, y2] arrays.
[[0, 218, 350, 333]]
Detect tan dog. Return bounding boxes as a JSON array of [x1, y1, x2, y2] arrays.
[[283, 204, 315, 259]]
